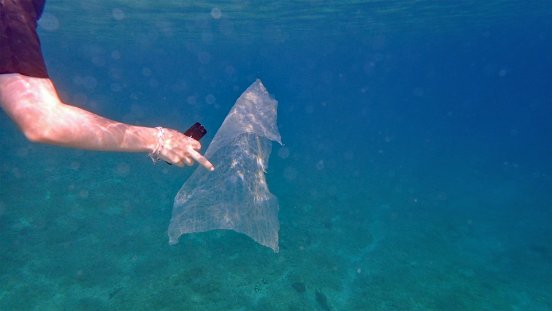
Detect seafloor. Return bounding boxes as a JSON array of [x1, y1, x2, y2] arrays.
[[1, 117, 550, 310]]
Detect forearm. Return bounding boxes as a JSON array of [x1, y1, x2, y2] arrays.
[[0, 74, 156, 152], [32, 103, 158, 152], [1, 73, 214, 170]]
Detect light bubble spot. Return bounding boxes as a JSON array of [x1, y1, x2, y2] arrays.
[[344, 151, 354, 160], [211, 7, 222, 19], [205, 94, 216, 105], [74, 93, 88, 104], [112, 8, 125, 21], [278, 147, 290, 159], [115, 163, 130, 176], [198, 51, 211, 64], [111, 50, 121, 59], [83, 76, 97, 90], [142, 67, 152, 77], [111, 83, 122, 92], [225, 65, 235, 75], [38, 12, 59, 31], [79, 190, 89, 199], [316, 160, 325, 170], [70, 161, 80, 170], [187, 95, 197, 105], [284, 167, 297, 181], [16, 147, 29, 158], [91, 56, 105, 67]]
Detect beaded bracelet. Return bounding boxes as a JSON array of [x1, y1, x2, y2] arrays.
[[148, 127, 165, 163]]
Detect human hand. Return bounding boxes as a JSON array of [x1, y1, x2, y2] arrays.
[[155, 128, 214, 171]]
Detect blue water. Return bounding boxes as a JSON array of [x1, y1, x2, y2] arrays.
[[1, 1, 551, 310]]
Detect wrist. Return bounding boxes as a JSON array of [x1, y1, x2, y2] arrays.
[[148, 126, 165, 163]]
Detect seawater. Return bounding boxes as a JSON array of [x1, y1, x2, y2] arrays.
[[1, 1, 551, 310]]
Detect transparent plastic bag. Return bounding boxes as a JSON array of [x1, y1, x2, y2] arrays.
[[169, 80, 282, 252]]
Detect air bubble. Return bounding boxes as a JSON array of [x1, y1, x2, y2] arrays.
[[112, 8, 125, 21], [38, 12, 59, 31], [210, 7, 222, 19]]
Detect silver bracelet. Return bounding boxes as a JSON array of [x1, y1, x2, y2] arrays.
[[148, 127, 165, 164]]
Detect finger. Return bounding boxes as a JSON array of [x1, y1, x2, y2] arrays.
[[184, 156, 193, 166], [187, 138, 201, 150], [187, 148, 215, 171], [175, 156, 194, 167], [171, 156, 186, 167], [161, 150, 185, 167], [169, 159, 185, 167]]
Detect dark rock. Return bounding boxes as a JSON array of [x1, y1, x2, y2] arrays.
[[291, 282, 306, 293], [315, 290, 331, 311]]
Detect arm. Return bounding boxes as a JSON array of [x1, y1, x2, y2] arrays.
[[0, 73, 214, 170]]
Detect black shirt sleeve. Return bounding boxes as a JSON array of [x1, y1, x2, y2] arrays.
[[0, 0, 49, 78]]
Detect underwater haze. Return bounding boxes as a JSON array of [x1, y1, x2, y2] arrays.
[[1, 0, 551, 310]]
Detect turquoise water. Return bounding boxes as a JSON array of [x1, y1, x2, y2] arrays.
[[1, 1, 551, 310]]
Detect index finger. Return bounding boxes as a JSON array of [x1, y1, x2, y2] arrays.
[[187, 148, 215, 171]]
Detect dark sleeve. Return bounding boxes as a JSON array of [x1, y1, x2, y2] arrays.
[[0, 0, 49, 78]]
